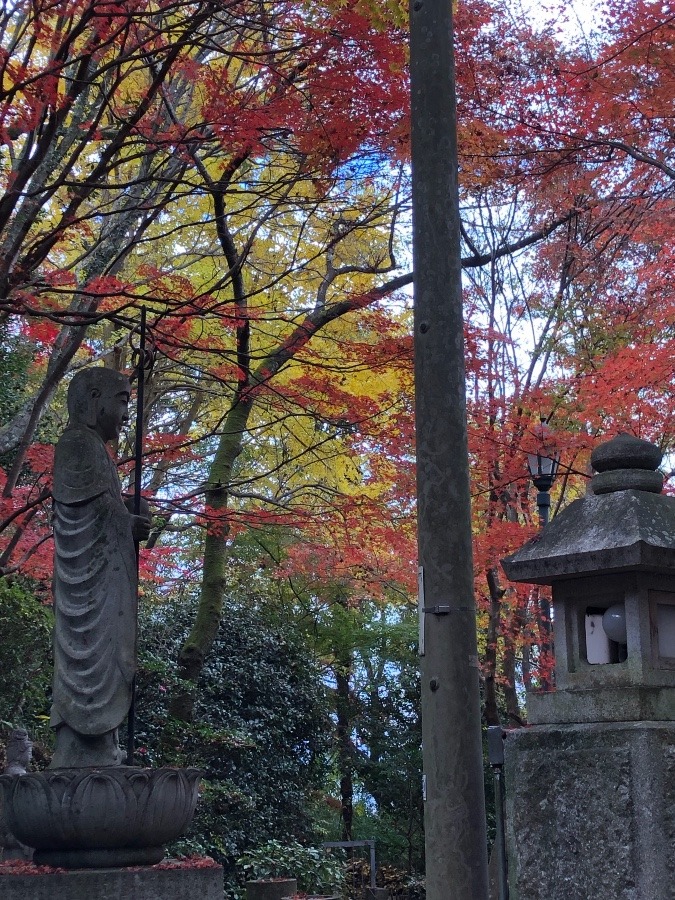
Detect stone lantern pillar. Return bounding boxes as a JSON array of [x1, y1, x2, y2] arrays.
[[501, 434, 675, 900]]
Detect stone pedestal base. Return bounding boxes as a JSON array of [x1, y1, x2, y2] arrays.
[[0, 860, 223, 900], [504, 721, 675, 900], [245, 878, 297, 900], [34, 846, 164, 868]]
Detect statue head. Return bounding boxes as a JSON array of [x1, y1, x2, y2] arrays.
[[67, 368, 132, 443]]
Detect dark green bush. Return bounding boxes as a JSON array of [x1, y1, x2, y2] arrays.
[[135, 595, 331, 887], [0, 578, 53, 757]]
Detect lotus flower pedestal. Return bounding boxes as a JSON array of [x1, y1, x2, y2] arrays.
[[0, 766, 201, 868]]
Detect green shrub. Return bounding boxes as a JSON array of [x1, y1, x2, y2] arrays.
[[134, 595, 331, 886], [0, 578, 53, 755], [238, 839, 345, 897]]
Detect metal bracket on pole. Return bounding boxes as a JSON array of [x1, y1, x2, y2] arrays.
[[423, 605, 473, 615]]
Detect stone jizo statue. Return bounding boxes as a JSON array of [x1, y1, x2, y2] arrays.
[[50, 368, 151, 768], [0, 369, 202, 868]]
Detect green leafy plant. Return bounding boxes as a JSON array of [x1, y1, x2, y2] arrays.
[[237, 839, 345, 897]]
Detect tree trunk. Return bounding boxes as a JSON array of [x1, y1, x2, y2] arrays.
[[335, 655, 354, 841], [535, 585, 554, 691], [167, 398, 253, 723], [483, 568, 504, 727]]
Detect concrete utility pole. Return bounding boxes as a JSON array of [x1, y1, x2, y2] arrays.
[[409, 0, 489, 897]]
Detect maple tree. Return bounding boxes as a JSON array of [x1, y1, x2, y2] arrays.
[[458, 0, 675, 721]]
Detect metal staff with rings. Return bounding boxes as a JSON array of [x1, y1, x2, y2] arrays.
[[126, 306, 157, 765]]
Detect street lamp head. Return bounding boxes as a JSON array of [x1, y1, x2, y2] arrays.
[[527, 450, 561, 492]]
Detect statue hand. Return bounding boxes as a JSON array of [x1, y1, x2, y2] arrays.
[[123, 495, 150, 517], [130, 514, 152, 543], [123, 496, 152, 541]]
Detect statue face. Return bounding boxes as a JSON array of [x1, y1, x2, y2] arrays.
[[94, 388, 130, 443]]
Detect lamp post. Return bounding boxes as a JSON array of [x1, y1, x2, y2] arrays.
[[526, 422, 560, 527], [526, 421, 560, 690]]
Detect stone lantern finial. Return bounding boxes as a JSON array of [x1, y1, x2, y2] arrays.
[[590, 433, 663, 495]]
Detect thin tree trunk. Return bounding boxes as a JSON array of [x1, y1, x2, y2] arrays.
[[502, 596, 527, 727], [484, 568, 504, 726], [167, 398, 253, 722], [335, 662, 354, 841]]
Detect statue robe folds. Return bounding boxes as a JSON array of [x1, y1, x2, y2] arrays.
[[51, 426, 137, 738]]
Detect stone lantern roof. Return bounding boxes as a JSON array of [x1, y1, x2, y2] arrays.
[[502, 433, 675, 585]]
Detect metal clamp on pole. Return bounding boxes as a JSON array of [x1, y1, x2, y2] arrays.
[[423, 605, 474, 615]]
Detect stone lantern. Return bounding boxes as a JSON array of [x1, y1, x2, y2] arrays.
[[500, 434, 675, 900], [504, 432, 675, 726]]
